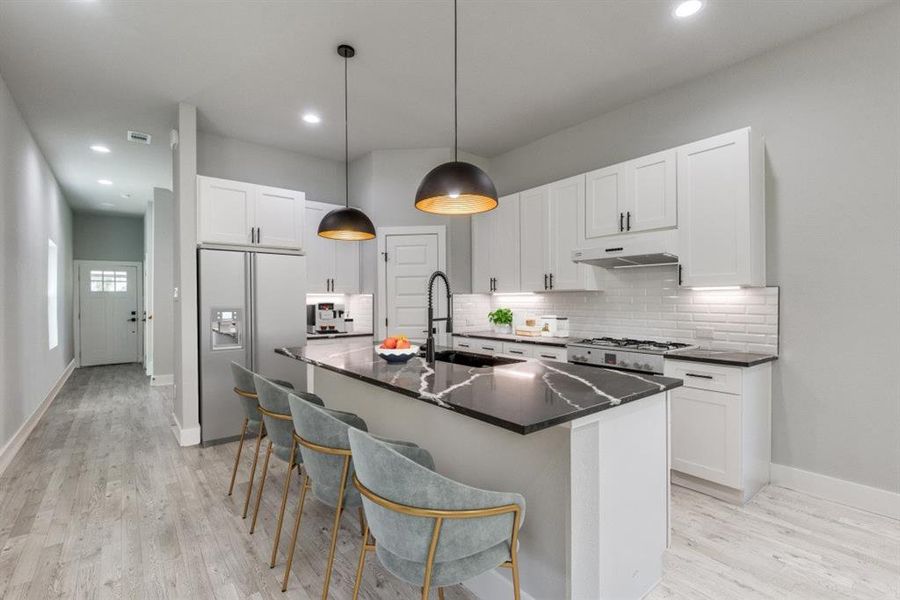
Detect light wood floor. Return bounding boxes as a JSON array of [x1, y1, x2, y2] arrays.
[[0, 365, 897, 600]]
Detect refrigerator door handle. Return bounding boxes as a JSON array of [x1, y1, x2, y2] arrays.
[[244, 252, 254, 371]]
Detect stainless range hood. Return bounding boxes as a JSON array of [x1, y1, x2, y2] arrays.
[[572, 230, 679, 268]]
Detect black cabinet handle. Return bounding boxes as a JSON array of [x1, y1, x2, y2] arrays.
[[251, 228, 256, 244], [605, 247, 624, 253], [678, 264, 683, 286], [549, 273, 554, 289], [544, 274, 548, 290], [619, 213, 624, 232], [540, 353, 556, 359], [685, 373, 714, 379], [458, 343, 470, 348], [626, 211, 631, 231], [508, 350, 524, 355]]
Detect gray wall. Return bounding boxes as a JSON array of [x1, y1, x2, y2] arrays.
[[151, 188, 175, 377], [488, 5, 900, 492], [197, 130, 344, 205], [73, 212, 144, 261], [0, 69, 74, 456], [173, 102, 200, 440]]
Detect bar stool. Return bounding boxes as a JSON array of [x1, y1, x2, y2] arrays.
[[227, 362, 296, 519], [250, 374, 324, 570], [348, 429, 526, 600], [280, 395, 368, 598]]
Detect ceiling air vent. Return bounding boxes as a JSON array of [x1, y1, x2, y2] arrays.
[[126, 130, 152, 144]]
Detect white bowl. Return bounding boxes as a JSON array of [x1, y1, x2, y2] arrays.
[[376, 345, 420, 363]]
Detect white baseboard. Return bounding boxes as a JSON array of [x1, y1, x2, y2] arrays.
[[0, 359, 75, 478], [151, 373, 174, 386], [170, 412, 201, 447], [463, 568, 536, 600], [770, 463, 899, 520]]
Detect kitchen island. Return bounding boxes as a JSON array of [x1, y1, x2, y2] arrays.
[[276, 338, 683, 600]]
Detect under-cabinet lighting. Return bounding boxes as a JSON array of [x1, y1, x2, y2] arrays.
[[690, 286, 741, 291], [90, 144, 110, 153], [492, 292, 537, 297]]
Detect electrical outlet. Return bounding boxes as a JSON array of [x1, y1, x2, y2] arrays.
[[696, 327, 714, 340]]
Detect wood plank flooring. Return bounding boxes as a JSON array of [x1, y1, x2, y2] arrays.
[[0, 364, 897, 599]]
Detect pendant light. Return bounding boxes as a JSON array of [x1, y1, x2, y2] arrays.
[[318, 44, 376, 241], [415, 0, 498, 215]]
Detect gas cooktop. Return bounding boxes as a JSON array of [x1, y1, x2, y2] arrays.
[[571, 337, 693, 353], [567, 337, 696, 374]]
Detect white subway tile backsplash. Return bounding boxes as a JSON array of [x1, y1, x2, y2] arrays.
[[453, 265, 779, 354]]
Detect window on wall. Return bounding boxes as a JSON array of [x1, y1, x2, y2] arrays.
[[48, 239, 58, 350], [89, 270, 128, 293]]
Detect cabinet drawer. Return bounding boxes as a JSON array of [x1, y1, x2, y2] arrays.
[[453, 337, 497, 355], [670, 386, 741, 489], [532, 345, 568, 363], [665, 360, 742, 395], [499, 342, 534, 358], [452, 338, 477, 352]]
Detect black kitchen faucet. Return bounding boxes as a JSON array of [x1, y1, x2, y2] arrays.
[[425, 270, 453, 363]]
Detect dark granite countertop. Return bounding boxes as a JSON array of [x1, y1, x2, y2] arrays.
[[454, 331, 570, 347], [665, 349, 778, 367], [276, 338, 682, 435], [307, 332, 374, 340]]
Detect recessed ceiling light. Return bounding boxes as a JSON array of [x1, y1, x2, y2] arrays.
[[90, 144, 110, 153], [302, 112, 321, 124], [674, 0, 703, 18], [99, 202, 115, 209], [97, 179, 113, 185]]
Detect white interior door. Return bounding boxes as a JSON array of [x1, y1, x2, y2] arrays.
[[79, 262, 140, 366], [384, 233, 440, 344]]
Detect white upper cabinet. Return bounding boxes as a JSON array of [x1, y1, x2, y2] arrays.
[[472, 194, 521, 293], [630, 149, 677, 233], [303, 200, 359, 294], [254, 185, 305, 249], [197, 176, 305, 250], [581, 149, 676, 243], [519, 185, 550, 292], [676, 128, 765, 287], [198, 177, 254, 246], [519, 179, 599, 292]]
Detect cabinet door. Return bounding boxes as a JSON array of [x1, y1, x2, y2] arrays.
[[254, 185, 305, 249], [499, 342, 534, 359], [303, 203, 334, 293], [490, 194, 520, 292], [677, 130, 751, 287], [583, 164, 627, 240], [471, 209, 493, 294], [670, 386, 741, 489], [629, 149, 676, 233], [548, 175, 586, 291], [197, 176, 254, 245], [519, 185, 550, 292], [332, 238, 360, 294]]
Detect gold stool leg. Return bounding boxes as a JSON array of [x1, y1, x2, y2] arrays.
[[242, 422, 265, 518], [351, 524, 371, 600], [269, 439, 297, 568], [438, 588, 445, 600], [249, 441, 272, 534], [228, 417, 249, 496], [321, 456, 351, 600], [281, 473, 311, 592]]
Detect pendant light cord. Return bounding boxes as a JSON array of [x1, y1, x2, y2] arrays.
[[453, 0, 458, 162], [344, 52, 350, 208]]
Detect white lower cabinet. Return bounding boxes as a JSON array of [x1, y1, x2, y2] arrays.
[[665, 359, 772, 504], [453, 338, 568, 363]]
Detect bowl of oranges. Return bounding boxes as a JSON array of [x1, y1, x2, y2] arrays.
[[377, 335, 419, 363]]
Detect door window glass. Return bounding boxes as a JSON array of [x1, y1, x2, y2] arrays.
[[90, 270, 128, 292]]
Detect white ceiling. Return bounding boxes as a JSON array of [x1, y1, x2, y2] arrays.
[[0, 0, 887, 215]]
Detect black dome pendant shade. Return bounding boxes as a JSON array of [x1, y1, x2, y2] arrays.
[[415, 0, 498, 215], [318, 44, 376, 241]]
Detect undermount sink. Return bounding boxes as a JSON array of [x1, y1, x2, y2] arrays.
[[433, 350, 524, 368]]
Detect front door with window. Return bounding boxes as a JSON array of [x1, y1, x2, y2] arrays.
[[78, 262, 140, 366]]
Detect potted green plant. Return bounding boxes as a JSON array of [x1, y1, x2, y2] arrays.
[[488, 308, 513, 334]]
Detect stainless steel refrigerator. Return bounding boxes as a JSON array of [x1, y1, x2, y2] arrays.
[[198, 248, 306, 445]]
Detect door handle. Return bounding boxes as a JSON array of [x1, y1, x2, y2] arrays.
[[549, 273, 554, 289], [544, 274, 548, 290], [619, 212, 624, 232], [626, 211, 631, 231]]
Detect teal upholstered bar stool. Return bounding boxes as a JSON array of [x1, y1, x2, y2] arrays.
[[250, 375, 324, 568], [280, 394, 368, 597], [228, 362, 296, 519], [348, 429, 526, 600]]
